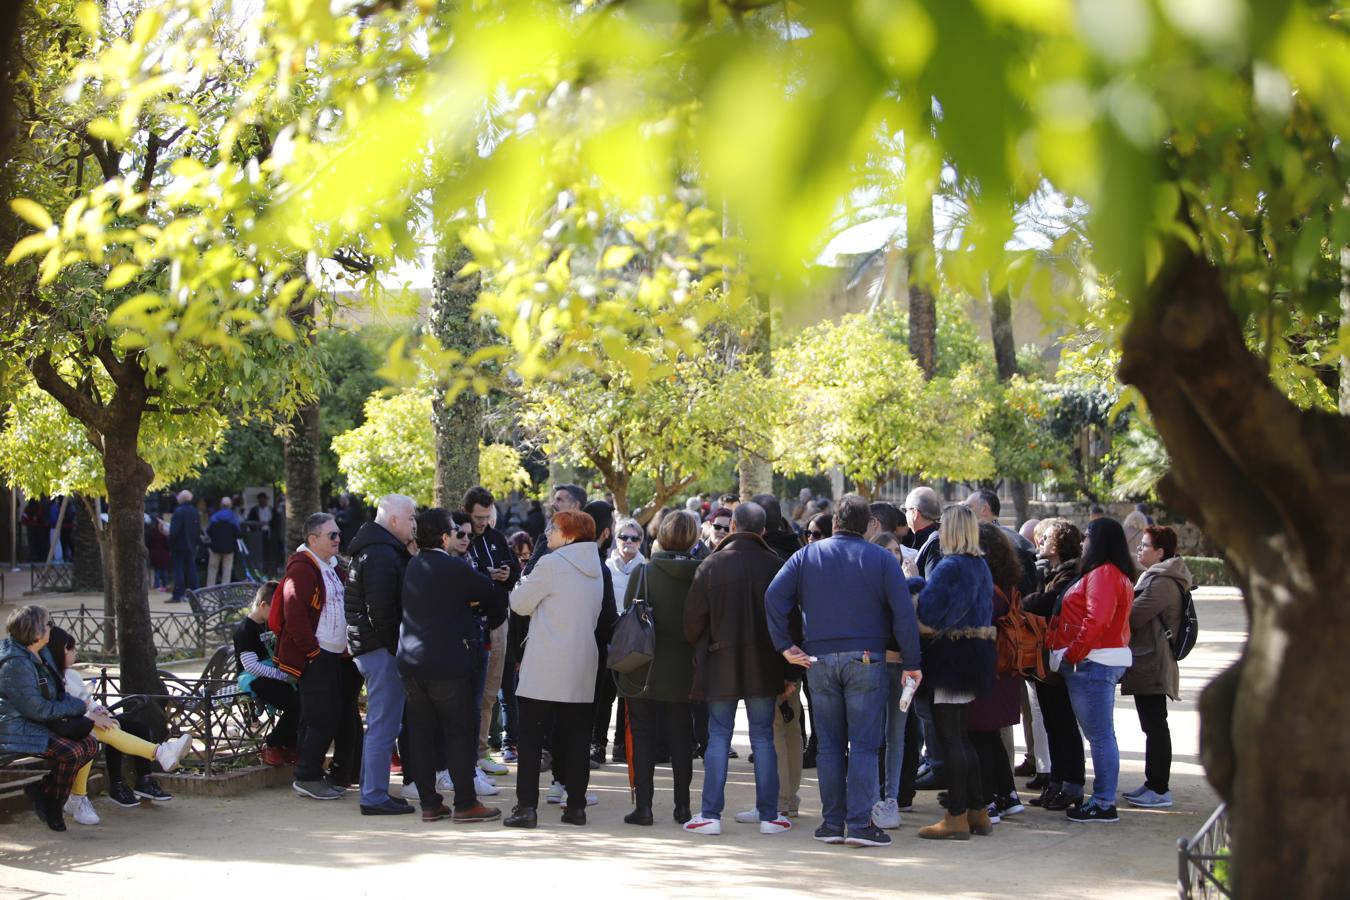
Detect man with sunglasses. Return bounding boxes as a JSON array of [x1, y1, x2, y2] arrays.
[[344, 494, 417, 815], [463, 486, 521, 776]]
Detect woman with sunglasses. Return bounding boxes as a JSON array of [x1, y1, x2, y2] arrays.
[[606, 517, 648, 604], [804, 512, 833, 543]]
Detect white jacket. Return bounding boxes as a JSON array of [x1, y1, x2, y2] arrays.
[[511, 541, 604, 703], [606, 549, 647, 606]]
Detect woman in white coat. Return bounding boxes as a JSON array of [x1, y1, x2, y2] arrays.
[[505, 510, 610, 829]]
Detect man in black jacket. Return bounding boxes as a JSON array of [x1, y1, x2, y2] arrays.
[[463, 486, 521, 774], [398, 507, 503, 823], [345, 493, 415, 815], [168, 490, 200, 604]]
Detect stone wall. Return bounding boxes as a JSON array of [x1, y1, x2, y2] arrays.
[[1026, 500, 1218, 558]]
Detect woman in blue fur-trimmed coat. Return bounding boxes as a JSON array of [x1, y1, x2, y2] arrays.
[[910, 505, 996, 840]]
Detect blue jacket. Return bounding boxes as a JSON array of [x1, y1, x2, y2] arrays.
[[207, 508, 243, 554], [0, 639, 86, 754], [765, 532, 921, 666], [169, 502, 201, 554], [913, 553, 996, 696]]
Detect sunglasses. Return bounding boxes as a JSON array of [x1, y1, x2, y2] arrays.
[[806, 529, 823, 539], [617, 534, 642, 543], [324, 531, 340, 540], [712, 523, 730, 533], [454, 530, 471, 539]]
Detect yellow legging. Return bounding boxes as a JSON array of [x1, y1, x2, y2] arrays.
[[71, 725, 158, 796]]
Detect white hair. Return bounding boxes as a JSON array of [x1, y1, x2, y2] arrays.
[[375, 494, 416, 524], [177, 490, 193, 503]]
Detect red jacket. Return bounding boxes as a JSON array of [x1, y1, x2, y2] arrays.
[[1047, 564, 1133, 664], [269, 549, 347, 678]]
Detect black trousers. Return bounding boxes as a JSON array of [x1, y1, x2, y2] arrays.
[[500, 649, 518, 748], [402, 673, 479, 811], [969, 728, 1014, 803], [691, 701, 709, 752], [516, 696, 592, 811], [106, 716, 154, 785], [295, 651, 363, 783], [1133, 694, 1172, 794], [592, 660, 618, 748], [249, 676, 300, 748], [627, 698, 693, 811], [931, 702, 983, 816], [897, 705, 921, 804], [1035, 679, 1085, 788]]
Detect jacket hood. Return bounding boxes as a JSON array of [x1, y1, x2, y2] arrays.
[[348, 521, 411, 558], [762, 529, 803, 558], [554, 541, 602, 577], [650, 551, 700, 581], [1144, 555, 1193, 588], [607, 548, 646, 573], [0, 638, 30, 666]]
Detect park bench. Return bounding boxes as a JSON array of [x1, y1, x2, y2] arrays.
[[184, 582, 256, 643]]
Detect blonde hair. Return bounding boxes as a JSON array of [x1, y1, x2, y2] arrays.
[[938, 505, 982, 557]]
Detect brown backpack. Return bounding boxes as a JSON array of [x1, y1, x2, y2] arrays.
[[995, 586, 1047, 679]]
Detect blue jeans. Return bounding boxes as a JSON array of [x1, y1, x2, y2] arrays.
[[353, 649, 406, 806], [806, 652, 889, 828], [1062, 660, 1126, 807], [883, 664, 909, 800], [171, 550, 197, 601], [701, 697, 777, 821]]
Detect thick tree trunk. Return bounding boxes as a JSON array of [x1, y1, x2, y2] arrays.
[[738, 452, 773, 501], [1008, 479, 1030, 527], [431, 244, 482, 510], [1120, 242, 1350, 898], [102, 431, 162, 696], [989, 287, 1030, 523], [1340, 241, 1349, 415], [284, 402, 322, 549]]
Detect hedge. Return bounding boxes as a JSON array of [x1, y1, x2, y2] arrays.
[[1183, 556, 1236, 587]]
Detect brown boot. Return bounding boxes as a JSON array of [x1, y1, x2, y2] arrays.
[[917, 812, 972, 841], [967, 807, 994, 836]]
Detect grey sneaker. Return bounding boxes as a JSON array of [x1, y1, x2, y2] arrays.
[[293, 779, 344, 800], [1125, 788, 1173, 808], [871, 797, 902, 830]]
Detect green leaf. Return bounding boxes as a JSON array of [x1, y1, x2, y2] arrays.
[[11, 198, 52, 230], [601, 245, 637, 270], [104, 263, 141, 290]]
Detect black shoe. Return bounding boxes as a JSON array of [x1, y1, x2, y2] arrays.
[[107, 782, 140, 808], [590, 744, 606, 765], [1066, 800, 1119, 823], [361, 798, 415, 815], [611, 748, 627, 764], [1028, 783, 1058, 807], [560, 807, 586, 826], [727, 748, 739, 759], [813, 822, 845, 844], [23, 783, 48, 823], [914, 769, 947, 791], [673, 805, 692, 824], [802, 748, 817, 769], [844, 823, 892, 848], [134, 777, 173, 802], [503, 806, 537, 828], [1043, 790, 1081, 812], [748, 752, 755, 764], [1014, 756, 1036, 777], [624, 807, 654, 826], [1025, 773, 1050, 791], [45, 809, 67, 832]]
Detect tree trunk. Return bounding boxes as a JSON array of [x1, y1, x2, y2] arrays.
[[71, 494, 103, 592], [283, 401, 322, 549], [989, 286, 1030, 523], [738, 452, 773, 502], [1008, 478, 1030, 527], [1340, 241, 1349, 416], [1120, 241, 1350, 898], [905, 128, 937, 380], [431, 243, 482, 510], [102, 429, 163, 696]]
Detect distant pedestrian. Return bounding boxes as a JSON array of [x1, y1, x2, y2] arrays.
[[206, 497, 242, 586], [168, 490, 200, 603]]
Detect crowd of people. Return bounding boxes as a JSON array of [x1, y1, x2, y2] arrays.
[[1, 481, 1194, 842]]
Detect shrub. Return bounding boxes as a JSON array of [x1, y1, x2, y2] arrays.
[[1184, 556, 1236, 587]]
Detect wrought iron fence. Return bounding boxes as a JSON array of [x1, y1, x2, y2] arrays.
[[30, 562, 74, 592], [48, 606, 208, 662], [91, 670, 277, 777], [1178, 803, 1232, 899]]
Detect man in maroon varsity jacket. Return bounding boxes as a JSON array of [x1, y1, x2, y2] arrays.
[[270, 512, 367, 802]]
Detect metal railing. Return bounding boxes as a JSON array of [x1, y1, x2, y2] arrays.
[[48, 606, 209, 662], [30, 562, 74, 592], [1178, 803, 1232, 899]]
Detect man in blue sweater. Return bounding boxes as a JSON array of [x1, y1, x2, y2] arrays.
[[765, 494, 923, 849]]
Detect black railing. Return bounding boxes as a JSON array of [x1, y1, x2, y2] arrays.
[[48, 606, 208, 662], [30, 562, 74, 592], [1178, 803, 1232, 898]]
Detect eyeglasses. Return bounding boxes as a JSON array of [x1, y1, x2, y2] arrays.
[[324, 531, 340, 540], [617, 534, 642, 543], [806, 529, 823, 539], [454, 530, 472, 540], [711, 523, 730, 533]]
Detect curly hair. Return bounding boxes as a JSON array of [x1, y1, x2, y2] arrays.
[[978, 523, 1023, 593], [1040, 517, 1083, 563]]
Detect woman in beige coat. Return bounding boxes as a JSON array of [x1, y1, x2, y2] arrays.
[[504, 510, 608, 829], [1120, 525, 1192, 810]]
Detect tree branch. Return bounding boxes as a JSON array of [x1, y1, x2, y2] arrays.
[[29, 352, 110, 435]]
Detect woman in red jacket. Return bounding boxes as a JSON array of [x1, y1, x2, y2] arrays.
[[1047, 517, 1135, 824]]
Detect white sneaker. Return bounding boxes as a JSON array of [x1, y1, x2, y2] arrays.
[[401, 782, 420, 801], [683, 814, 721, 835], [546, 782, 565, 804], [155, 734, 192, 773], [436, 770, 454, 793], [478, 756, 509, 776], [474, 772, 500, 796], [64, 793, 100, 826], [985, 802, 1002, 824], [476, 767, 497, 786], [583, 790, 599, 806], [759, 816, 792, 834], [733, 809, 760, 824], [871, 797, 902, 830]]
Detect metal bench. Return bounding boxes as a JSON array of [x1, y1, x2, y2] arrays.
[[184, 582, 257, 643]]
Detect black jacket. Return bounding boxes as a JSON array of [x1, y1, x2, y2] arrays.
[[762, 526, 803, 562], [911, 522, 942, 577], [398, 550, 503, 680], [345, 522, 412, 656], [467, 527, 520, 630]]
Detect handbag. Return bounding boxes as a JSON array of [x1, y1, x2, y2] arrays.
[[607, 566, 656, 675], [49, 714, 95, 740], [994, 586, 1048, 679]]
